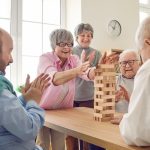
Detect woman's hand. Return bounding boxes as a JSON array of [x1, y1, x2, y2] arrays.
[[99, 52, 119, 64]]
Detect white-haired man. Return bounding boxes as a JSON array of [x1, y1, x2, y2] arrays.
[[115, 50, 140, 113], [119, 16, 150, 146]]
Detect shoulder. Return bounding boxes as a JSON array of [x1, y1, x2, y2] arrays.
[[40, 52, 53, 59], [72, 46, 81, 55], [39, 52, 56, 63], [91, 47, 101, 55], [136, 59, 150, 78], [0, 76, 13, 93]]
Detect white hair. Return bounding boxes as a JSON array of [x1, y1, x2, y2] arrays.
[[119, 49, 140, 62], [135, 16, 150, 49]]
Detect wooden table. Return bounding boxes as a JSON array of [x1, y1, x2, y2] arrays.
[[44, 107, 150, 150]]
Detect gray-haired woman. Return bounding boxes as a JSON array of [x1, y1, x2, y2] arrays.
[[36, 28, 95, 150]]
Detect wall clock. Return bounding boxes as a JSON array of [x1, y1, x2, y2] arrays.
[[107, 20, 121, 37]]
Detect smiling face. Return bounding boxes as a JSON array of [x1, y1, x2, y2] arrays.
[[54, 42, 73, 63], [119, 52, 140, 79], [76, 31, 93, 48], [0, 31, 13, 73]]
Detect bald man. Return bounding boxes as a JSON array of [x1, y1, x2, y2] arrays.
[[0, 28, 50, 150]]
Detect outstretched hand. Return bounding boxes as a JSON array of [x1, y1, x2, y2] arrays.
[[98, 52, 119, 64], [23, 73, 50, 104], [76, 61, 90, 76]]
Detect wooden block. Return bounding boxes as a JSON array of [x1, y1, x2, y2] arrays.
[[97, 64, 115, 68]]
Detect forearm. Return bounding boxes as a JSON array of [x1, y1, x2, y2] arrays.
[[52, 68, 78, 85], [1, 90, 44, 140]]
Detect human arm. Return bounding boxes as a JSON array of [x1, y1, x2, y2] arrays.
[[0, 89, 44, 141], [52, 61, 90, 85]]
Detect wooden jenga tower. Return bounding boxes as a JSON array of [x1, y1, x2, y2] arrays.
[[94, 64, 116, 122]]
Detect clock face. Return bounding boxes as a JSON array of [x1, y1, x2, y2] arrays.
[[107, 20, 121, 37]]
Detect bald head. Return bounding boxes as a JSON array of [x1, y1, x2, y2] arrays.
[[0, 28, 13, 73]]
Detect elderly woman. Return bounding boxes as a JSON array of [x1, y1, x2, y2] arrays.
[[36, 29, 94, 150], [69, 23, 102, 150]]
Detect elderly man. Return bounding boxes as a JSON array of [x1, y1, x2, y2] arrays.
[[119, 16, 150, 146], [115, 50, 140, 113], [0, 28, 50, 150]]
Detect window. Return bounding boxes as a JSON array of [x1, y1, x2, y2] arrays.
[[0, 0, 65, 87], [139, 0, 150, 22], [0, 0, 11, 80]]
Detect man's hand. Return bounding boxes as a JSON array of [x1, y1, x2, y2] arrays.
[[115, 85, 130, 102], [23, 73, 50, 104], [111, 115, 123, 125], [20, 74, 31, 94]]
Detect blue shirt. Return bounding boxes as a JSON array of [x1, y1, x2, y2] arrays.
[[0, 71, 44, 150]]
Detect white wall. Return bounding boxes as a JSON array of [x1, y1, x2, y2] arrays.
[[66, 0, 81, 33], [66, 0, 139, 52]]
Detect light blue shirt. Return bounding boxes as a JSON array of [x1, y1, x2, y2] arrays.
[[0, 72, 44, 150]]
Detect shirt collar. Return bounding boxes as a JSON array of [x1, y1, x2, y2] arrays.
[[53, 52, 72, 67], [0, 71, 5, 76]]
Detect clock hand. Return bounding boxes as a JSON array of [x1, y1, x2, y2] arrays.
[[111, 22, 116, 30], [113, 22, 116, 30]]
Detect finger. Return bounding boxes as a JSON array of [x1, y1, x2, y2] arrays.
[[119, 85, 129, 100], [110, 118, 120, 125], [119, 85, 127, 92], [36, 74, 49, 89], [41, 82, 51, 92], [108, 52, 119, 57], [40, 76, 51, 91], [81, 50, 86, 62], [99, 52, 107, 64], [24, 74, 30, 91], [89, 51, 96, 65], [31, 73, 45, 88]]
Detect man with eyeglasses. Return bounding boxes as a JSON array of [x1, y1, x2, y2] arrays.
[[115, 50, 140, 113]]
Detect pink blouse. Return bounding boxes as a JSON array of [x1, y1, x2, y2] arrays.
[[37, 52, 90, 109]]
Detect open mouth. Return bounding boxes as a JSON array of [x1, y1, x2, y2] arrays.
[[62, 51, 70, 54]]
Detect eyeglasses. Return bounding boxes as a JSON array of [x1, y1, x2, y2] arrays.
[[120, 60, 139, 67], [56, 42, 73, 47]]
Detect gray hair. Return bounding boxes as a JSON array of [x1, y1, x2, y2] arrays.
[[49, 29, 74, 50], [135, 16, 150, 49], [74, 23, 94, 38], [119, 49, 140, 62]]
